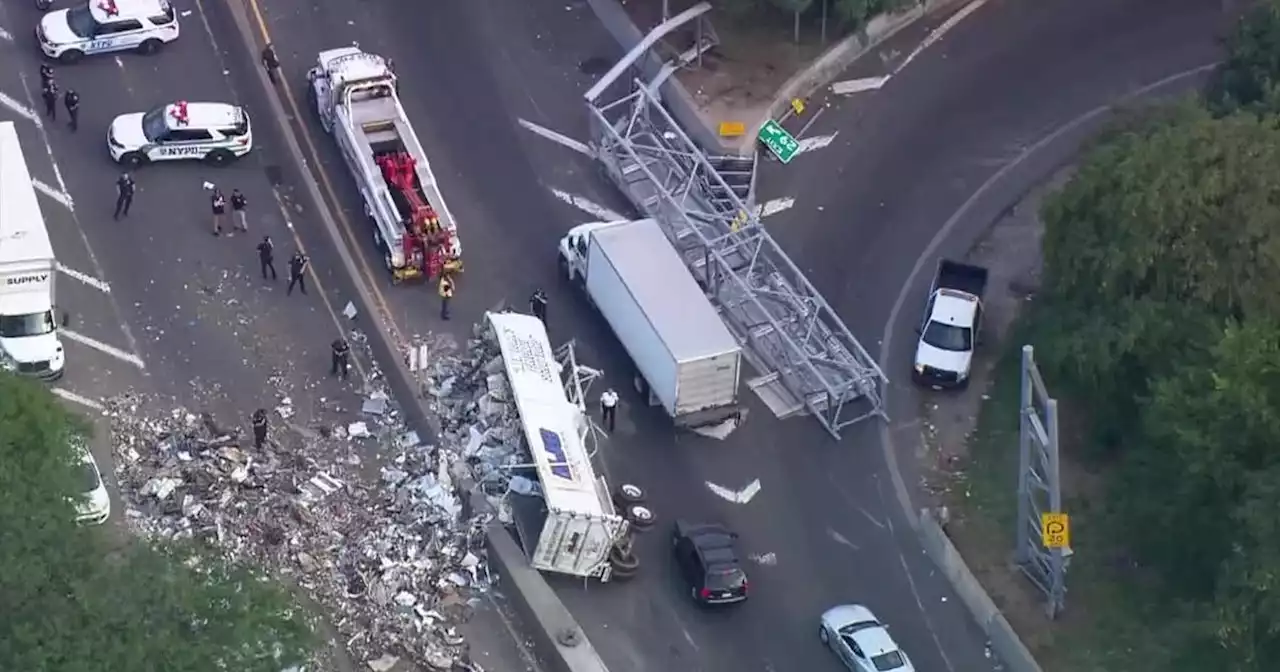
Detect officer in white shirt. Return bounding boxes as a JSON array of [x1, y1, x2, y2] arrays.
[[600, 388, 619, 432]]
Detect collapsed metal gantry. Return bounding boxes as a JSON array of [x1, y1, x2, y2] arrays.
[[583, 4, 886, 439]]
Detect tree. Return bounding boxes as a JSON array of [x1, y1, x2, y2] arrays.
[[0, 373, 316, 671], [1034, 109, 1280, 448], [1211, 0, 1280, 115]]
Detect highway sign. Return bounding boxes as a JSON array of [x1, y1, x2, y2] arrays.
[[758, 119, 800, 164], [1040, 512, 1070, 549]]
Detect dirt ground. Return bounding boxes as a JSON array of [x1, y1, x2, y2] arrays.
[[620, 0, 828, 113]]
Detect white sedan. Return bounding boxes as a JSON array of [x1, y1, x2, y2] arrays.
[[38, 0, 179, 63], [72, 439, 111, 525], [819, 605, 915, 672]]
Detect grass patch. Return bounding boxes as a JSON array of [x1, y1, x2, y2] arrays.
[[952, 319, 1196, 672]]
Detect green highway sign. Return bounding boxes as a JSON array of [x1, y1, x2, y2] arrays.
[[758, 118, 800, 164]]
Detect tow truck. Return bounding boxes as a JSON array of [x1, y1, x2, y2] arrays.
[[306, 45, 462, 284]]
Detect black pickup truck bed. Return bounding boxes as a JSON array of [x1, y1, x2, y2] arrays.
[[934, 259, 988, 297]]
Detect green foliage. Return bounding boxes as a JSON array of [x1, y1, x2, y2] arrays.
[[1211, 0, 1280, 115], [0, 372, 316, 671]]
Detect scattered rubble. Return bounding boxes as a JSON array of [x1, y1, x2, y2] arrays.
[[105, 320, 595, 671]]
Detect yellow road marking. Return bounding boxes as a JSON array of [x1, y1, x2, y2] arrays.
[[245, 0, 404, 349]]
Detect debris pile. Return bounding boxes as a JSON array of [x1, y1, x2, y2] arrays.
[[105, 336, 494, 670]]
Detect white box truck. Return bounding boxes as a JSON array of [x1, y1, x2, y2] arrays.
[[0, 122, 65, 380], [558, 219, 742, 428], [486, 312, 629, 581]]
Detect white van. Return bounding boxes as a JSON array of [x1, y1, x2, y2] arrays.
[[0, 123, 66, 380]]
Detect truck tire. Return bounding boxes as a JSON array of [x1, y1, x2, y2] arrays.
[[613, 483, 645, 507], [610, 563, 638, 581], [626, 504, 655, 530], [137, 38, 163, 55], [633, 373, 648, 398], [609, 545, 640, 570]]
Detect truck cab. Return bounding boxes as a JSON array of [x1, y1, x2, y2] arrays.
[[913, 260, 987, 389], [558, 220, 626, 285]]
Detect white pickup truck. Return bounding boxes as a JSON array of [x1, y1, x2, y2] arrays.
[[913, 259, 988, 389]]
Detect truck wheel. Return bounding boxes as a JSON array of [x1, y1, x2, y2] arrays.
[[204, 149, 235, 166], [610, 563, 638, 581], [626, 504, 655, 530], [137, 39, 163, 55], [614, 483, 645, 506], [633, 373, 648, 397], [609, 545, 640, 570], [58, 49, 84, 64], [120, 151, 147, 168]]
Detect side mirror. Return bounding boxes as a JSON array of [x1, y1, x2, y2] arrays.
[[60, 311, 70, 328], [914, 326, 922, 335]]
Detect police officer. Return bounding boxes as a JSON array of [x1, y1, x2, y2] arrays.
[[113, 172, 135, 220], [287, 251, 309, 296], [40, 79, 58, 119], [529, 289, 548, 324], [63, 89, 79, 132], [330, 338, 351, 380], [261, 43, 281, 84], [39, 64, 54, 90], [251, 408, 269, 450], [600, 388, 619, 432], [257, 235, 277, 280], [231, 189, 248, 231], [210, 187, 227, 236], [439, 274, 455, 320]]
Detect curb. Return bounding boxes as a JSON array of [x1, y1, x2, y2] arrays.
[[586, 0, 971, 155], [217, 2, 608, 671]]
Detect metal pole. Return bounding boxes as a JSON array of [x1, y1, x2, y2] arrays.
[[662, 0, 670, 22], [793, 10, 800, 44], [1014, 345, 1033, 564], [1046, 397, 1065, 618], [821, 0, 828, 44]]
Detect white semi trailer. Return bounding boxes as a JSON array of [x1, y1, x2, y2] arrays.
[[558, 219, 742, 429]]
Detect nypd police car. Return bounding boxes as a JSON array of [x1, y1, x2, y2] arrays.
[[37, 0, 179, 64], [108, 101, 253, 167]]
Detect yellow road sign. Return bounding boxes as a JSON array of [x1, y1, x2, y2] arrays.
[[791, 98, 806, 115], [1041, 513, 1070, 549], [719, 121, 746, 137]]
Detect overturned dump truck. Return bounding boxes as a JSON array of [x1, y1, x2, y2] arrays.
[[485, 312, 634, 581], [307, 45, 462, 284]]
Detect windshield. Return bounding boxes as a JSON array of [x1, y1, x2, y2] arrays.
[[871, 650, 907, 671], [141, 108, 169, 142], [705, 567, 746, 591], [922, 320, 972, 352], [79, 460, 101, 493], [0, 312, 55, 338], [65, 6, 100, 38]]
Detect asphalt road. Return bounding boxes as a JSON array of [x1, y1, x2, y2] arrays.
[[760, 0, 1224, 510], [251, 1, 996, 672], [0, 1, 536, 668]]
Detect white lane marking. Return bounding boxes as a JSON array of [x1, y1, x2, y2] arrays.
[[518, 118, 593, 156], [857, 504, 887, 530], [831, 76, 890, 95], [61, 329, 146, 369], [796, 132, 839, 155], [33, 179, 74, 211], [0, 91, 41, 125], [706, 478, 762, 504], [896, 549, 955, 672], [895, 0, 990, 75], [18, 73, 69, 196], [550, 188, 624, 222], [828, 527, 861, 552], [758, 197, 795, 219], [58, 263, 111, 294], [0, 27, 13, 43], [52, 387, 105, 411]]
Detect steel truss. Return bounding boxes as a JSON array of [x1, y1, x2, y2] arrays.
[[583, 15, 886, 438]]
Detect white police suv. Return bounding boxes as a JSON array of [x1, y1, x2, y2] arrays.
[[108, 101, 253, 167], [38, 0, 179, 64]]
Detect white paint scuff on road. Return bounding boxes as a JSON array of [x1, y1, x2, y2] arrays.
[[706, 478, 762, 504], [34, 179, 74, 211], [550, 188, 624, 222], [0, 91, 40, 125], [757, 197, 795, 219], [61, 329, 146, 369], [0, 26, 12, 42], [831, 76, 891, 96], [518, 118, 592, 157], [895, 0, 991, 75], [52, 387, 104, 411], [796, 132, 839, 156], [58, 263, 111, 294], [828, 527, 860, 551]]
